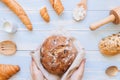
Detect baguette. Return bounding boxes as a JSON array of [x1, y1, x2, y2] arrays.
[[1, 0, 33, 31], [49, 0, 64, 15]]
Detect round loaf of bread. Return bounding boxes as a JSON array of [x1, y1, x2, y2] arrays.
[[40, 35, 78, 75]]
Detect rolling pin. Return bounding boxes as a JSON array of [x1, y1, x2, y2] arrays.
[[90, 6, 120, 31]]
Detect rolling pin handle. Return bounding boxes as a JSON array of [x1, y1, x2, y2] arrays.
[[90, 14, 115, 31]]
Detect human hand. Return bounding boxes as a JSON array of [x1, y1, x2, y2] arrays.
[[67, 59, 86, 80], [31, 55, 85, 80], [30, 58, 45, 80]]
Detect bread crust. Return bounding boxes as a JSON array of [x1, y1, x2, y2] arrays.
[[49, 0, 64, 15], [99, 33, 120, 56], [40, 6, 50, 22], [1, 0, 32, 30], [0, 64, 20, 80], [40, 35, 78, 75]]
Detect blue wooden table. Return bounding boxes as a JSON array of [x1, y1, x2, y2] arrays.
[[0, 0, 120, 80]]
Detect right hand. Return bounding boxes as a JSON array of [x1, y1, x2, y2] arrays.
[[68, 59, 86, 80], [30, 58, 45, 80]]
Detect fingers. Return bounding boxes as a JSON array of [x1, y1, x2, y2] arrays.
[[31, 58, 44, 80], [30, 58, 36, 80], [77, 58, 86, 78], [30, 58, 35, 76], [70, 58, 86, 80], [31, 58, 39, 72]]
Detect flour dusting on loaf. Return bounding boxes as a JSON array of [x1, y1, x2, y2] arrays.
[[40, 35, 78, 75]]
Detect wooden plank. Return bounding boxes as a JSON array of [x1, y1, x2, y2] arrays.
[[0, 0, 120, 10], [1, 51, 120, 80], [0, 30, 119, 50], [0, 10, 119, 30], [0, 0, 119, 80], [84, 51, 120, 80]]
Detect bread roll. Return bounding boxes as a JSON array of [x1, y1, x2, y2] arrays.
[[99, 33, 120, 56]]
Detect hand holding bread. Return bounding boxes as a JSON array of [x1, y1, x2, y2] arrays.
[[67, 59, 86, 80], [30, 31, 85, 80], [31, 57, 45, 80], [31, 56, 85, 80]]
